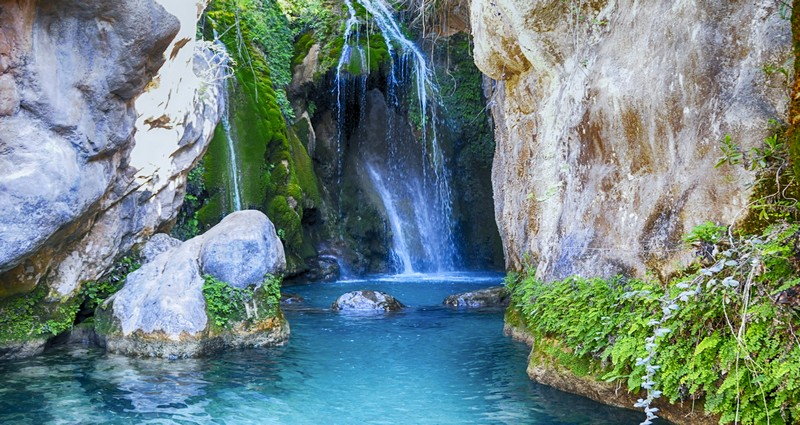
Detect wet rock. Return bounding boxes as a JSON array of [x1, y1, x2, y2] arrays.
[[304, 256, 340, 282], [331, 290, 405, 312], [99, 210, 289, 358], [443, 286, 510, 308]]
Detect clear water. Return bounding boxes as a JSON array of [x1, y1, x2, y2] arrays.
[[0, 273, 645, 424]]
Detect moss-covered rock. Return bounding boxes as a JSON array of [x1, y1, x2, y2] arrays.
[[189, 0, 323, 269], [0, 284, 81, 359]]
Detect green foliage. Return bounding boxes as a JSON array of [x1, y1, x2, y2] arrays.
[[716, 120, 800, 234], [716, 134, 745, 168], [202, 273, 282, 329], [508, 222, 800, 424], [267, 195, 302, 247], [173, 161, 207, 240], [205, 1, 321, 266], [682, 221, 727, 244], [80, 256, 141, 310], [202, 274, 253, 328], [210, 0, 295, 118], [0, 285, 80, 342]]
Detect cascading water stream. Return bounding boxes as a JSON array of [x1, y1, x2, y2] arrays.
[[336, 0, 460, 273], [366, 164, 414, 274], [211, 28, 242, 212], [219, 87, 243, 212]]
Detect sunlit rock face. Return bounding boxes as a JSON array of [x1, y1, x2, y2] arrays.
[[0, 0, 220, 357], [471, 0, 791, 280]]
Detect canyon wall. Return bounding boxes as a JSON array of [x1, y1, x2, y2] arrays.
[[471, 0, 792, 280], [0, 0, 220, 358]]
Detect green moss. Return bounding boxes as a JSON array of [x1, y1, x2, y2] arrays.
[[0, 285, 80, 343], [267, 195, 302, 248], [532, 336, 597, 378], [292, 31, 316, 68], [203, 1, 322, 264], [320, 32, 390, 76], [172, 161, 207, 240]]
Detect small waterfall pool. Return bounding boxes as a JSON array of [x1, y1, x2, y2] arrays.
[[0, 273, 644, 424]]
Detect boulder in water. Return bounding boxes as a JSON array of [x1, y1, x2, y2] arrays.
[[331, 290, 405, 312], [443, 286, 510, 308], [200, 211, 287, 289], [97, 210, 289, 358]]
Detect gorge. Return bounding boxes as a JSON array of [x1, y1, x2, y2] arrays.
[[1, 0, 800, 424]]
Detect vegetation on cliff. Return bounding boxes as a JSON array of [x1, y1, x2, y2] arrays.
[[508, 122, 800, 423], [174, 0, 325, 271]]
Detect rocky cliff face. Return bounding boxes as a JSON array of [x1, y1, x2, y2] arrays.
[[0, 0, 220, 358], [471, 0, 792, 279]]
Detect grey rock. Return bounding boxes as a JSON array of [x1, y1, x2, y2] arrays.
[[0, 1, 224, 359], [331, 290, 405, 312], [0, 339, 47, 361], [141, 233, 182, 263], [200, 210, 287, 289], [443, 286, 510, 308], [101, 210, 288, 358], [0, 0, 179, 273]]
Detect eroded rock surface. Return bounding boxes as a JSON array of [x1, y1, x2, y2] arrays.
[[331, 290, 405, 312], [0, 0, 222, 359], [471, 0, 791, 280], [100, 210, 288, 358]]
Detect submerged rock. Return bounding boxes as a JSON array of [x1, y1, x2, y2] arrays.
[[98, 211, 289, 358], [331, 290, 405, 312], [280, 293, 305, 305], [443, 286, 510, 308]]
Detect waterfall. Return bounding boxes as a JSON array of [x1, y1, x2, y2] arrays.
[[210, 28, 243, 212], [366, 164, 414, 274], [219, 87, 243, 212], [336, 0, 460, 273]]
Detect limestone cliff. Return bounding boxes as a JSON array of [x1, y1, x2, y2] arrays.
[[471, 0, 792, 280], [0, 0, 221, 358]]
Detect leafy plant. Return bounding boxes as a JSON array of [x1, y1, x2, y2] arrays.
[[202, 273, 282, 328], [715, 134, 744, 168], [81, 256, 141, 310], [682, 221, 727, 244], [508, 222, 800, 424]]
